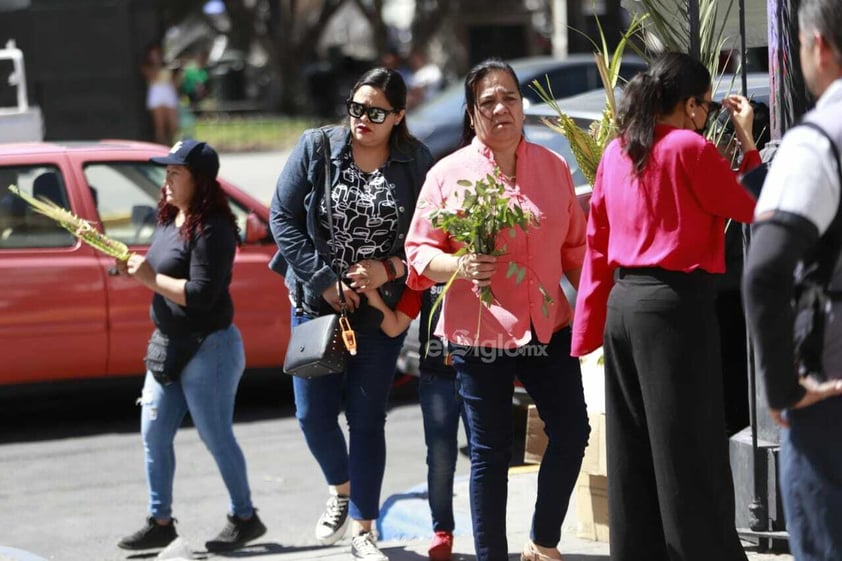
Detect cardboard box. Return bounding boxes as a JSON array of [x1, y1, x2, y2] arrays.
[[576, 472, 609, 542], [581, 412, 607, 476], [523, 404, 548, 464]]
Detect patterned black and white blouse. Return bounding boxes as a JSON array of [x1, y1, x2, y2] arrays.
[[318, 147, 400, 274]]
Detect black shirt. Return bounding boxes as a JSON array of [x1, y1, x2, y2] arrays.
[[145, 213, 237, 337]]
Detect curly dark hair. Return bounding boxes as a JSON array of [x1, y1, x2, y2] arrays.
[[156, 167, 240, 243]]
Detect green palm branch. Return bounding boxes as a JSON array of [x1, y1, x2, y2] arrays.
[[626, 0, 735, 77], [529, 12, 646, 186]]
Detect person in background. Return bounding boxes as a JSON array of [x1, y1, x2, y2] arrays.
[[405, 58, 589, 561], [181, 49, 210, 110], [380, 47, 412, 84], [269, 67, 432, 561], [141, 42, 180, 146], [743, 0, 842, 558], [366, 285, 470, 561], [711, 100, 771, 436], [407, 49, 444, 110], [169, 64, 197, 141], [116, 140, 266, 553], [571, 52, 758, 561]]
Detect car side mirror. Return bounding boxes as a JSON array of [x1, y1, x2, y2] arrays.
[[244, 212, 269, 244]]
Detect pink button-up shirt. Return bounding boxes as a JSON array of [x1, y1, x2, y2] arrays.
[[405, 136, 587, 349]]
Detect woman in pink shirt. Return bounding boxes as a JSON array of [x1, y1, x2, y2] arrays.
[[405, 58, 589, 561], [571, 52, 758, 561]]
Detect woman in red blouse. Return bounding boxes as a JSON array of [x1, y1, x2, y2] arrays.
[[571, 52, 758, 561]]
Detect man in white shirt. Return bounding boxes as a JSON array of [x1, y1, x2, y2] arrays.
[[743, 0, 842, 558]]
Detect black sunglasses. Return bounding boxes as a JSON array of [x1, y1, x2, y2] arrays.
[[695, 98, 723, 128], [346, 100, 399, 124]]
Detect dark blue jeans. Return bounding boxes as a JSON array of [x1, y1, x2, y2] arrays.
[[292, 312, 406, 521], [780, 396, 842, 561], [418, 371, 470, 533], [451, 326, 589, 561]]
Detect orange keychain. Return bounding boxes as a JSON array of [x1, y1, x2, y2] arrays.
[[339, 314, 357, 356]]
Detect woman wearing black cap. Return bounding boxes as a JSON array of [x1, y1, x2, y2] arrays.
[[116, 139, 266, 553]]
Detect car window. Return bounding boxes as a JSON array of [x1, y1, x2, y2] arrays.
[[83, 162, 252, 246], [0, 165, 75, 249], [526, 65, 597, 103], [83, 162, 164, 246], [410, 82, 465, 122]]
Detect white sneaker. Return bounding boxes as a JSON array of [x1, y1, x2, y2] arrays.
[[351, 531, 388, 561], [314, 494, 350, 545]]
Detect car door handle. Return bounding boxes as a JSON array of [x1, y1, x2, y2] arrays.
[[107, 266, 120, 276]]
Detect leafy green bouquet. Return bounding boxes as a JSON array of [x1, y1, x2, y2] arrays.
[[424, 170, 554, 344]]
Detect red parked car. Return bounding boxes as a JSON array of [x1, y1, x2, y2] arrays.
[[0, 140, 290, 386]]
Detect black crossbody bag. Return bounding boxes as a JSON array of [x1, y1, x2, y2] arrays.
[[144, 328, 205, 386], [283, 129, 350, 378]]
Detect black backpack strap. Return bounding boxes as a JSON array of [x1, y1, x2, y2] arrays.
[[798, 121, 842, 283], [792, 121, 842, 378]]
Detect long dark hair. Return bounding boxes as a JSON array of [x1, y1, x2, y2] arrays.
[[157, 167, 240, 243], [460, 58, 521, 147], [617, 52, 710, 174], [350, 67, 416, 148]]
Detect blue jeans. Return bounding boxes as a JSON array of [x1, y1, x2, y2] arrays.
[[292, 312, 406, 521], [418, 371, 470, 533], [780, 396, 842, 561], [139, 324, 254, 519], [451, 326, 589, 561]]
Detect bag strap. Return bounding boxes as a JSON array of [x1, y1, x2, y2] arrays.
[[320, 128, 347, 311], [798, 121, 842, 288], [292, 128, 346, 316], [792, 121, 842, 377]]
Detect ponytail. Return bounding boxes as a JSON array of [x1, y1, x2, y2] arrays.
[[617, 72, 661, 174], [616, 52, 711, 175]]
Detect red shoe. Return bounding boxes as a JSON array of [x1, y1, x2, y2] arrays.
[[428, 531, 453, 561]]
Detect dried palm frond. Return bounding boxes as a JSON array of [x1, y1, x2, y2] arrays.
[[624, 0, 735, 77], [529, 11, 644, 186], [8, 184, 132, 260]]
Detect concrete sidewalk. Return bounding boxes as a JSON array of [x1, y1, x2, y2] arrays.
[[154, 465, 794, 561]]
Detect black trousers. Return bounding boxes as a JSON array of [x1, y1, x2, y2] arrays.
[[603, 268, 747, 561]]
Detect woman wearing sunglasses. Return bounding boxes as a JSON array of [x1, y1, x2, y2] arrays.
[[269, 67, 432, 560], [571, 52, 759, 561]]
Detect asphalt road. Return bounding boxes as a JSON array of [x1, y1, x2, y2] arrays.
[[0, 374, 464, 561]]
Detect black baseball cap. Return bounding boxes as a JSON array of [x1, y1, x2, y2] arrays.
[[150, 140, 220, 178]]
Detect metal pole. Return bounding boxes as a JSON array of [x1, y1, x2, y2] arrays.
[[687, 0, 700, 60], [743, 0, 763, 520], [738, 0, 747, 95]]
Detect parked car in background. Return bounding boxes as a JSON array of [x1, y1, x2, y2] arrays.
[[0, 140, 290, 387], [405, 54, 648, 161]]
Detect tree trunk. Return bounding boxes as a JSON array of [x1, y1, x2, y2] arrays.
[[410, 0, 456, 53]]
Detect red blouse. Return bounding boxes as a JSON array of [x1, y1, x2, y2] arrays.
[[571, 124, 758, 356]]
